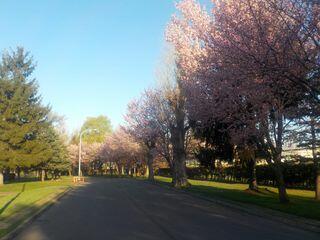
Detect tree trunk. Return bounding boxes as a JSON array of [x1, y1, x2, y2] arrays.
[[209, 159, 215, 180], [110, 166, 113, 176], [310, 117, 320, 200], [316, 170, 320, 200], [145, 165, 149, 178], [116, 164, 120, 176], [248, 157, 258, 191], [171, 120, 189, 185], [41, 169, 45, 182], [170, 78, 189, 188], [172, 157, 189, 188], [273, 162, 289, 203], [169, 162, 176, 184], [0, 171, 3, 185], [16, 167, 21, 180], [266, 112, 288, 203], [147, 149, 154, 181], [172, 127, 189, 188]]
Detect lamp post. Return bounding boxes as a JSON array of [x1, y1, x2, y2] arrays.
[[78, 128, 98, 179]]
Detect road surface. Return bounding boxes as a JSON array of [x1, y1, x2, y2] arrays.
[[15, 178, 320, 240]]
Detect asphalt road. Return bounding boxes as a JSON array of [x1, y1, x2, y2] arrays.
[[15, 178, 320, 240]]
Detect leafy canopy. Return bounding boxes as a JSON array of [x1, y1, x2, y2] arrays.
[[80, 115, 112, 143]]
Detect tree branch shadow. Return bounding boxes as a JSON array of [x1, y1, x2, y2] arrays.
[[0, 183, 26, 216]]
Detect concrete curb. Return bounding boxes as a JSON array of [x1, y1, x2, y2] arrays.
[[139, 178, 320, 234], [0, 187, 73, 240]]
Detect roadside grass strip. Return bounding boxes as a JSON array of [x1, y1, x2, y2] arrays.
[[0, 177, 74, 238]]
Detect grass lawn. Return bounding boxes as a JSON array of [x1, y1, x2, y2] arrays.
[[154, 176, 320, 221], [0, 177, 74, 238]]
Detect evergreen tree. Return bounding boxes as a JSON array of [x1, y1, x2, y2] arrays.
[[0, 47, 50, 181], [37, 126, 70, 180]]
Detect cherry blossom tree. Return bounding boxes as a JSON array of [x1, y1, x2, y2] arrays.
[[123, 91, 160, 181], [99, 128, 145, 176], [148, 86, 190, 187], [68, 142, 103, 176], [152, 49, 192, 187], [166, 0, 318, 202]]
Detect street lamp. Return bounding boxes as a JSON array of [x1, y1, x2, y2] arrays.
[[78, 128, 98, 179]]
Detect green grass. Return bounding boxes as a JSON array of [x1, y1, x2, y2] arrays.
[[154, 176, 320, 221], [0, 177, 74, 238]]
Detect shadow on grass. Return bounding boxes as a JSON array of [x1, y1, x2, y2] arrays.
[[0, 203, 40, 238], [0, 184, 26, 216], [188, 184, 320, 221], [151, 177, 320, 220]]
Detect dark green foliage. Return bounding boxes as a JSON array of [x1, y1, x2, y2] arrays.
[[40, 127, 70, 177], [0, 47, 50, 170], [191, 120, 234, 178], [0, 47, 69, 178], [157, 163, 316, 189]]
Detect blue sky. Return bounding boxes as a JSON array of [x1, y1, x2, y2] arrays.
[[0, 0, 209, 133]]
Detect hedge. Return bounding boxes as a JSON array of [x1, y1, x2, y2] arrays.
[[155, 163, 316, 189]]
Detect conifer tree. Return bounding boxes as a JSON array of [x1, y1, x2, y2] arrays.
[[0, 47, 50, 182], [36, 126, 70, 180]]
